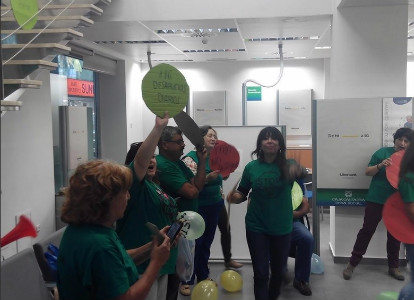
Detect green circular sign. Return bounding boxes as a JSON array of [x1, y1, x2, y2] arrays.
[[141, 63, 189, 118], [11, 0, 38, 30]]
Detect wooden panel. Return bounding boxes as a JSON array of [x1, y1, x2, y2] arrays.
[[286, 148, 312, 169]]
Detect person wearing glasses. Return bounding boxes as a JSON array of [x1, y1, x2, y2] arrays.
[[116, 113, 180, 300], [156, 126, 207, 299]]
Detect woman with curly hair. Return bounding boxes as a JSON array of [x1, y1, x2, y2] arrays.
[[57, 160, 171, 300]]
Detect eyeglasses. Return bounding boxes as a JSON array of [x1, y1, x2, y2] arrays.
[[166, 139, 185, 146]]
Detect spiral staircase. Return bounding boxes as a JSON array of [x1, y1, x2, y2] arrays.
[[1, 0, 112, 112]]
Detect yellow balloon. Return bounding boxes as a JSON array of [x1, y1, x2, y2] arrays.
[[191, 280, 218, 300], [220, 270, 243, 292]]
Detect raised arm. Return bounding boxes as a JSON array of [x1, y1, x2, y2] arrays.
[[134, 113, 169, 181]]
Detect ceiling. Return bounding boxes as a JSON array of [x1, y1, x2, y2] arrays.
[[74, 1, 414, 63]]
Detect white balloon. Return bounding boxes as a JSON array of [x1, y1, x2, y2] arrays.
[[177, 211, 205, 240]]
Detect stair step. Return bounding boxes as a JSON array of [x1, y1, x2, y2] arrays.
[[1, 4, 103, 15], [1, 15, 94, 26], [1, 28, 83, 38], [3, 79, 42, 88], [4, 60, 58, 69], [1, 100, 23, 112], [3, 43, 71, 52]]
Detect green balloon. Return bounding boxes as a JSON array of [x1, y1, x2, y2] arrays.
[[141, 63, 189, 118], [377, 291, 399, 300], [177, 211, 205, 240], [11, 0, 38, 30], [191, 280, 218, 300], [292, 181, 303, 210]]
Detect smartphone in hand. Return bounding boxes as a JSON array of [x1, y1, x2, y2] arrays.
[[145, 221, 183, 245], [166, 220, 183, 242]]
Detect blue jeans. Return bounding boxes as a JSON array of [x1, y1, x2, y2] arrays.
[[187, 200, 224, 285], [289, 220, 314, 283], [246, 229, 291, 300]]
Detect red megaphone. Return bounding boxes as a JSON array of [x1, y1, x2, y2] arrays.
[[1, 215, 37, 247]]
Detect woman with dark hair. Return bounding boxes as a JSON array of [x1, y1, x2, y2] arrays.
[[343, 127, 412, 281], [397, 131, 414, 300], [116, 113, 180, 300], [227, 126, 296, 300], [57, 160, 171, 300], [179, 125, 222, 294]]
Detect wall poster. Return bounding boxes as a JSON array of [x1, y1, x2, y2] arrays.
[[383, 97, 413, 146], [193, 91, 227, 126], [278, 89, 312, 136], [315, 98, 383, 206]]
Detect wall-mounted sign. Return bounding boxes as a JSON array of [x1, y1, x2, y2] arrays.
[[67, 79, 94, 97], [247, 86, 262, 101]]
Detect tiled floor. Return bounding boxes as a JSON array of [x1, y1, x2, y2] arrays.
[[178, 213, 410, 300]]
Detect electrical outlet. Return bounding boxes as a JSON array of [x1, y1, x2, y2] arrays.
[[36, 224, 41, 233]]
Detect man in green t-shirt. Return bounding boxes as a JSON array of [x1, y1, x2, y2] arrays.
[[156, 126, 207, 299]]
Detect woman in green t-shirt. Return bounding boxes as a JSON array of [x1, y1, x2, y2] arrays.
[[57, 159, 171, 300], [227, 126, 296, 300], [343, 127, 412, 281], [116, 113, 180, 300]]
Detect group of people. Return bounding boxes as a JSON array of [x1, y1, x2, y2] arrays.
[[55, 110, 413, 300], [56, 113, 246, 300]]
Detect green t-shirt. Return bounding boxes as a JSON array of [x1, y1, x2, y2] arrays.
[[183, 150, 223, 207], [366, 147, 397, 204], [57, 224, 138, 300], [116, 163, 178, 275], [399, 172, 414, 204], [156, 154, 198, 212], [239, 160, 293, 235]]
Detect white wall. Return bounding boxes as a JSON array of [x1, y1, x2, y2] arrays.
[[99, 61, 128, 164], [1, 71, 55, 259], [141, 59, 326, 137], [125, 59, 144, 147]]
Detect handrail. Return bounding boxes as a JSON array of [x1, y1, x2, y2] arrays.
[[2, 0, 75, 65]]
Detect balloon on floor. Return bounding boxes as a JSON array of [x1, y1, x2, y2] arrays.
[[220, 270, 243, 292], [310, 253, 324, 274], [376, 290, 399, 300], [191, 280, 218, 300]]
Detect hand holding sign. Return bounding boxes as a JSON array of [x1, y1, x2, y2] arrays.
[[386, 150, 405, 189], [210, 140, 240, 178], [142, 63, 189, 118]]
